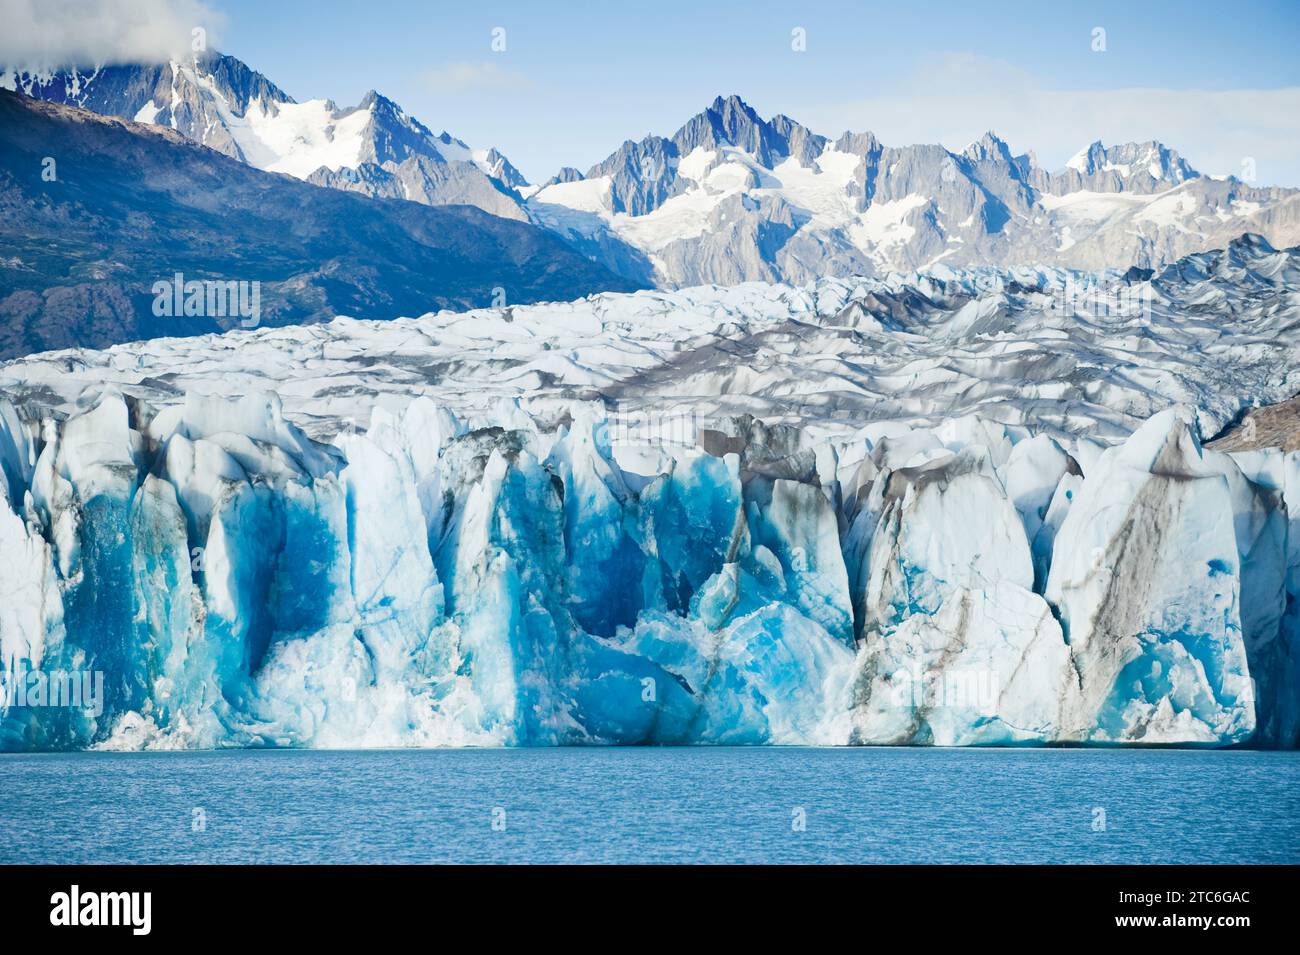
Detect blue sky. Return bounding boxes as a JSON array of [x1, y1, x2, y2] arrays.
[[12, 0, 1300, 184]]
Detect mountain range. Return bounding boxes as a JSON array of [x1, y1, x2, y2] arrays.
[[0, 88, 635, 359], [6, 50, 1299, 288]]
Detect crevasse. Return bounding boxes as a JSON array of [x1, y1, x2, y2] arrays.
[[0, 391, 1296, 750]]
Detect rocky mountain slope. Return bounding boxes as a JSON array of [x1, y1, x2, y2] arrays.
[[0, 90, 638, 359], [1, 51, 528, 221]]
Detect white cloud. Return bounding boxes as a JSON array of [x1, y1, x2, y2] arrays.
[[422, 61, 531, 95], [0, 0, 224, 71], [804, 53, 1300, 187]]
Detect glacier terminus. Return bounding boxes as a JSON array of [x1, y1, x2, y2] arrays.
[[1, 235, 1298, 751]]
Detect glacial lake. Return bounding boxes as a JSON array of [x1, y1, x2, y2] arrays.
[[0, 747, 1296, 864]]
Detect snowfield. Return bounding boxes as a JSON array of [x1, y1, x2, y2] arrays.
[[1, 235, 1298, 750]]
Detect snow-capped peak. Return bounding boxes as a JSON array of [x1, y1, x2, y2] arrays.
[[1061, 139, 1198, 187], [2, 50, 531, 214], [527, 95, 1296, 289]]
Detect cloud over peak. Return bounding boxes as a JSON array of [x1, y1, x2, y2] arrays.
[[0, 0, 225, 71]]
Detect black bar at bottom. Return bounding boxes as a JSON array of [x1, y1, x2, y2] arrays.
[[0, 864, 1286, 940]]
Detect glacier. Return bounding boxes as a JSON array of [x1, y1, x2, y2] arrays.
[[1, 393, 1296, 750], [1, 238, 1299, 750]]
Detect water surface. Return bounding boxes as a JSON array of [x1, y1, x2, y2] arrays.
[[1, 747, 1295, 864]]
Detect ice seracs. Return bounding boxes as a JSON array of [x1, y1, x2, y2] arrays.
[[845, 443, 1072, 745], [1046, 409, 1260, 743], [1, 387, 1297, 750]]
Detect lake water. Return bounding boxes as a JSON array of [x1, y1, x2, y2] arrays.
[[0, 747, 1296, 864]]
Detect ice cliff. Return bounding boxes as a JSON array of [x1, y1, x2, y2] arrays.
[[1, 391, 1297, 750]]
